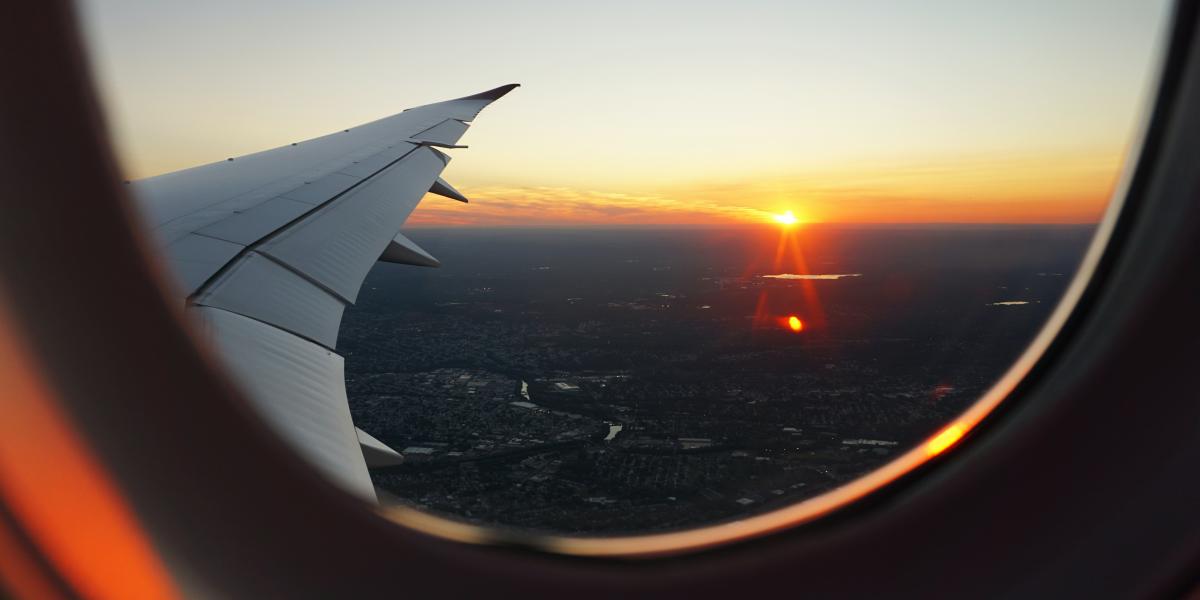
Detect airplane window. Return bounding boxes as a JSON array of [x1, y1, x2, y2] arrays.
[[78, 0, 1172, 547]]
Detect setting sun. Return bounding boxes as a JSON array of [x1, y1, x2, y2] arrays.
[[774, 211, 800, 226]]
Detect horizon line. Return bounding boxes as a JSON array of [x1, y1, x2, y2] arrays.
[[404, 221, 1102, 230]]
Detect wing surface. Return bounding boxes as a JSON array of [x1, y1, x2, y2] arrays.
[[131, 85, 518, 500]]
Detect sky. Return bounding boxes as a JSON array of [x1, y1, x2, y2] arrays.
[[79, 0, 1172, 226]]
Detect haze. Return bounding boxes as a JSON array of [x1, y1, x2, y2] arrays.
[[79, 0, 1172, 225]]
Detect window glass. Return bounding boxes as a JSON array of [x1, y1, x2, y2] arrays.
[[81, 0, 1172, 537]]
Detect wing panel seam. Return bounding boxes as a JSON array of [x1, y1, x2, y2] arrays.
[[187, 144, 423, 303], [255, 250, 353, 305], [191, 304, 343, 354]]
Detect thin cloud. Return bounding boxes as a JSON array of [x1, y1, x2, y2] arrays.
[[408, 185, 774, 227]]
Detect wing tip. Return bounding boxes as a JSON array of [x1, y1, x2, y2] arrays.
[[462, 83, 521, 101]]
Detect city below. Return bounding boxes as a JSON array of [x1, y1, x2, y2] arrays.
[[340, 225, 1090, 534]]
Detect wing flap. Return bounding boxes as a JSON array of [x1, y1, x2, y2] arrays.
[[193, 252, 346, 349], [192, 307, 374, 501], [258, 146, 447, 303]]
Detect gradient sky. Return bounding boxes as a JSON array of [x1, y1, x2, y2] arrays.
[[79, 0, 1172, 225]]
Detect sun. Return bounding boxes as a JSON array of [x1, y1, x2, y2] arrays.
[[773, 210, 799, 226]]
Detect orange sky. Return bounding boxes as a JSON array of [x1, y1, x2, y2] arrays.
[[409, 149, 1124, 226], [81, 0, 1169, 227]]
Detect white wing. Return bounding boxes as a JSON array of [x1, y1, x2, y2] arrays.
[[130, 85, 519, 500]]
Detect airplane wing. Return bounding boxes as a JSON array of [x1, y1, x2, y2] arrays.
[[129, 84, 519, 501]]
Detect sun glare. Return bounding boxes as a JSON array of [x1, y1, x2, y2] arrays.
[[773, 210, 799, 226]]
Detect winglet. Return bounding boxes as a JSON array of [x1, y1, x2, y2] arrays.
[[459, 83, 520, 102]]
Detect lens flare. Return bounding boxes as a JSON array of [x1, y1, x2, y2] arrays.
[[787, 315, 804, 332], [773, 210, 799, 226]]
